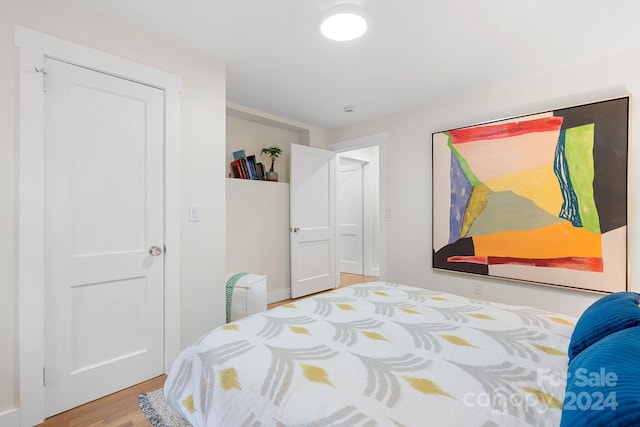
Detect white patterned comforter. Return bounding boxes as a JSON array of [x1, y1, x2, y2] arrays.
[[164, 282, 575, 426]]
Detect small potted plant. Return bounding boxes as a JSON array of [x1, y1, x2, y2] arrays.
[[261, 146, 282, 181]]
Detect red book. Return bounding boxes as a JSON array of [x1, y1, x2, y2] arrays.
[[230, 160, 243, 179]]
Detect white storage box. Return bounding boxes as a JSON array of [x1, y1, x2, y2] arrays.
[[226, 272, 267, 322]]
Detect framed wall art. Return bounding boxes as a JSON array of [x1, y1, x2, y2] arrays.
[[432, 96, 629, 293]]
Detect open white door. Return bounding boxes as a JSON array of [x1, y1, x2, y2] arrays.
[[338, 159, 364, 274], [290, 144, 337, 298]]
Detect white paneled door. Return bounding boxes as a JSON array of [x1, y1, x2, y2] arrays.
[[290, 144, 337, 298], [338, 159, 364, 274], [44, 58, 165, 416]]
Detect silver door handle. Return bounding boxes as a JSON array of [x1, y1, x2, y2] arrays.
[[291, 227, 300, 233], [149, 245, 163, 256]]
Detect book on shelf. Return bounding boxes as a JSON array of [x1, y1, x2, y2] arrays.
[[246, 155, 258, 180], [256, 162, 265, 180], [230, 159, 243, 179], [232, 149, 246, 161], [239, 157, 250, 179], [230, 158, 246, 179], [229, 150, 270, 181]]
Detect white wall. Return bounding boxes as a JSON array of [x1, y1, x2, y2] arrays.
[[330, 46, 640, 318], [226, 179, 291, 301], [1, 0, 226, 418], [226, 115, 301, 183], [227, 102, 328, 149]]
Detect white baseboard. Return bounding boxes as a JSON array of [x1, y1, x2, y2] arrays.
[[364, 267, 380, 277], [268, 288, 291, 304], [0, 408, 20, 427]]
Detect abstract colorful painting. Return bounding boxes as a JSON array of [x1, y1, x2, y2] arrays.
[[432, 97, 629, 292]]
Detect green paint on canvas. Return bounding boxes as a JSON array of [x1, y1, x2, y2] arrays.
[[564, 125, 601, 234], [467, 191, 565, 236], [447, 135, 481, 186], [460, 184, 491, 238]]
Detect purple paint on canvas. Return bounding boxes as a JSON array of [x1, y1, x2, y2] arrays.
[[449, 154, 473, 244]]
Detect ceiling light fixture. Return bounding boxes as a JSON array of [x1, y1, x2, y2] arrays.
[[320, 4, 368, 42]]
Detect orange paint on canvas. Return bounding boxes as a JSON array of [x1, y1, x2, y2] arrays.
[[472, 222, 602, 259]]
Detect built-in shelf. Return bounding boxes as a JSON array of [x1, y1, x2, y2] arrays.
[[226, 106, 312, 184], [225, 177, 288, 186], [225, 105, 313, 304]]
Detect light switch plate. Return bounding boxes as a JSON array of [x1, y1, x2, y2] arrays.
[[188, 204, 201, 222], [472, 282, 482, 295]]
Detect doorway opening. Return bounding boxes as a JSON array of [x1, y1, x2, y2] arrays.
[[328, 133, 387, 286]]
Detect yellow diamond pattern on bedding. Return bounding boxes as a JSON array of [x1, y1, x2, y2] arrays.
[[164, 282, 575, 426]]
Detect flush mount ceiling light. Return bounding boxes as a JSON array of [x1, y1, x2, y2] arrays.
[[320, 4, 368, 41]]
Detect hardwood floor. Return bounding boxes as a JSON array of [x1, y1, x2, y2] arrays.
[[41, 375, 166, 427], [338, 272, 379, 287], [268, 272, 379, 309], [41, 273, 379, 426]]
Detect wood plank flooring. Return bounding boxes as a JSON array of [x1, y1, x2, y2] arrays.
[[42, 272, 378, 426], [338, 272, 379, 287], [41, 375, 166, 427], [267, 272, 379, 309]]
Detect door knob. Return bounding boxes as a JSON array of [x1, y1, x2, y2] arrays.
[[291, 227, 300, 233], [149, 245, 164, 256]]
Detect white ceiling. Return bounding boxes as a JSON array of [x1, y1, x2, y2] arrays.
[[76, 0, 640, 129]]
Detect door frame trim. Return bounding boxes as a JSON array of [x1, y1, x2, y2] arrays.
[[327, 132, 387, 280], [15, 26, 182, 427]]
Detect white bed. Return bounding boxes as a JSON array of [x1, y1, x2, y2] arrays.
[[164, 282, 575, 426]]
